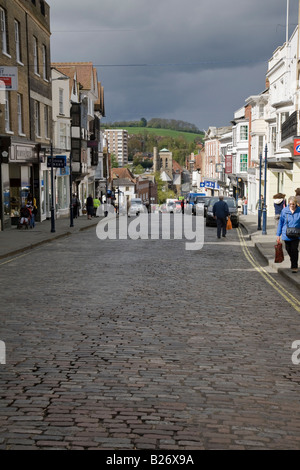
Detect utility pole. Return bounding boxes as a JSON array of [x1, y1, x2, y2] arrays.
[[297, 0, 300, 134]]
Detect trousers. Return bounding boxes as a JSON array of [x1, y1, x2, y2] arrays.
[[216, 217, 227, 238], [285, 239, 299, 269]]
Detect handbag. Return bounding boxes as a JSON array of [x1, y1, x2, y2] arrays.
[[226, 216, 232, 230], [286, 215, 300, 239], [274, 242, 284, 263]]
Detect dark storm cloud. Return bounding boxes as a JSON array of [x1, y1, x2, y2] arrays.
[[48, 0, 298, 128]]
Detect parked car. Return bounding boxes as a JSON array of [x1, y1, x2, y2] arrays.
[[193, 196, 211, 216], [128, 198, 147, 217], [166, 201, 176, 213], [206, 197, 239, 227]]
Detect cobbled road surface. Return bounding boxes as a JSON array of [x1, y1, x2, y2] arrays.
[[1, 217, 300, 450]]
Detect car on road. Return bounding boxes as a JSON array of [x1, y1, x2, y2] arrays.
[[128, 198, 147, 217], [166, 201, 176, 213], [205, 197, 239, 227], [192, 196, 211, 216]]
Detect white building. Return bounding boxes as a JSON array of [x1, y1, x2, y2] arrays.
[[104, 129, 128, 167], [264, 26, 300, 214]]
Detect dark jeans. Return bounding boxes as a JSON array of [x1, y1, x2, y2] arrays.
[[217, 217, 227, 238], [285, 239, 300, 269]]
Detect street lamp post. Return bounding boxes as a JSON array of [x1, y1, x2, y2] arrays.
[[257, 152, 262, 230], [262, 144, 268, 235], [69, 152, 74, 227], [50, 142, 55, 233]]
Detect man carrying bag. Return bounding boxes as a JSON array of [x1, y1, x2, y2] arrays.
[[213, 195, 229, 239]]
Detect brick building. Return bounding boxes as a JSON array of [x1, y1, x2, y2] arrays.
[[0, 0, 51, 229]]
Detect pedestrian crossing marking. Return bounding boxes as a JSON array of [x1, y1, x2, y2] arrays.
[[237, 227, 300, 313]]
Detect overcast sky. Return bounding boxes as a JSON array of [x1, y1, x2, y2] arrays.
[[49, 0, 298, 130]]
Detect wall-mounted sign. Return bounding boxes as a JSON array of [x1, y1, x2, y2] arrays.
[[47, 156, 67, 168], [0, 67, 18, 90], [294, 137, 300, 156]]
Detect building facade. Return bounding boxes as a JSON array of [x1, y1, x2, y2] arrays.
[[0, 0, 51, 230], [104, 129, 128, 167]]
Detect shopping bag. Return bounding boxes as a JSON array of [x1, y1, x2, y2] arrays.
[[226, 217, 232, 230], [274, 242, 284, 263]]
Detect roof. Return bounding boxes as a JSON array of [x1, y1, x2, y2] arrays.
[[112, 178, 135, 187], [52, 62, 97, 92], [111, 167, 136, 183], [172, 160, 183, 174]]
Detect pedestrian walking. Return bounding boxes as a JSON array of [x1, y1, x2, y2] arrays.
[[295, 188, 300, 206], [256, 195, 264, 210], [93, 196, 101, 217], [86, 194, 94, 220], [276, 196, 300, 273], [72, 194, 80, 218], [213, 194, 229, 239], [26, 193, 37, 228], [273, 193, 286, 221]]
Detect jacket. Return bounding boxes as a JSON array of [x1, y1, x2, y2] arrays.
[[213, 200, 229, 219], [273, 198, 285, 216], [276, 206, 300, 241]]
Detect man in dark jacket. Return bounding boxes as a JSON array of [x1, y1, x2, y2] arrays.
[[213, 195, 229, 238]]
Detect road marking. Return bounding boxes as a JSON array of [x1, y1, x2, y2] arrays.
[[0, 251, 36, 266], [237, 226, 300, 313]]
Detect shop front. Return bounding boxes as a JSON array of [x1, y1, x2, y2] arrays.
[[2, 143, 38, 229]]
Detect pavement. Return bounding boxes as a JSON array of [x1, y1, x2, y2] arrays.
[[0, 211, 299, 291]]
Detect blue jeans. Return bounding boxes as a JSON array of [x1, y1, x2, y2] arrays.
[[30, 214, 35, 228]]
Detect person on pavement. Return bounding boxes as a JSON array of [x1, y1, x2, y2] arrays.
[[86, 194, 94, 220], [276, 196, 300, 273], [273, 193, 286, 221], [213, 194, 229, 239]]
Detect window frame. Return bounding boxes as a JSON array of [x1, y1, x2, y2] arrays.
[[1, 7, 9, 55], [17, 93, 23, 135], [240, 125, 248, 141], [14, 19, 22, 63], [4, 90, 11, 132], [35, 101, 41, 137], [240, 154, 248, 172], [33, 36, 39, 75]]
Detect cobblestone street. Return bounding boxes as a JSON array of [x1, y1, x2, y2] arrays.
[[1, 220, 300, 450]]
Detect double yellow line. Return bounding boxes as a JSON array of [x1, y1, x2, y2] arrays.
[[237, 226, 300, 313]]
